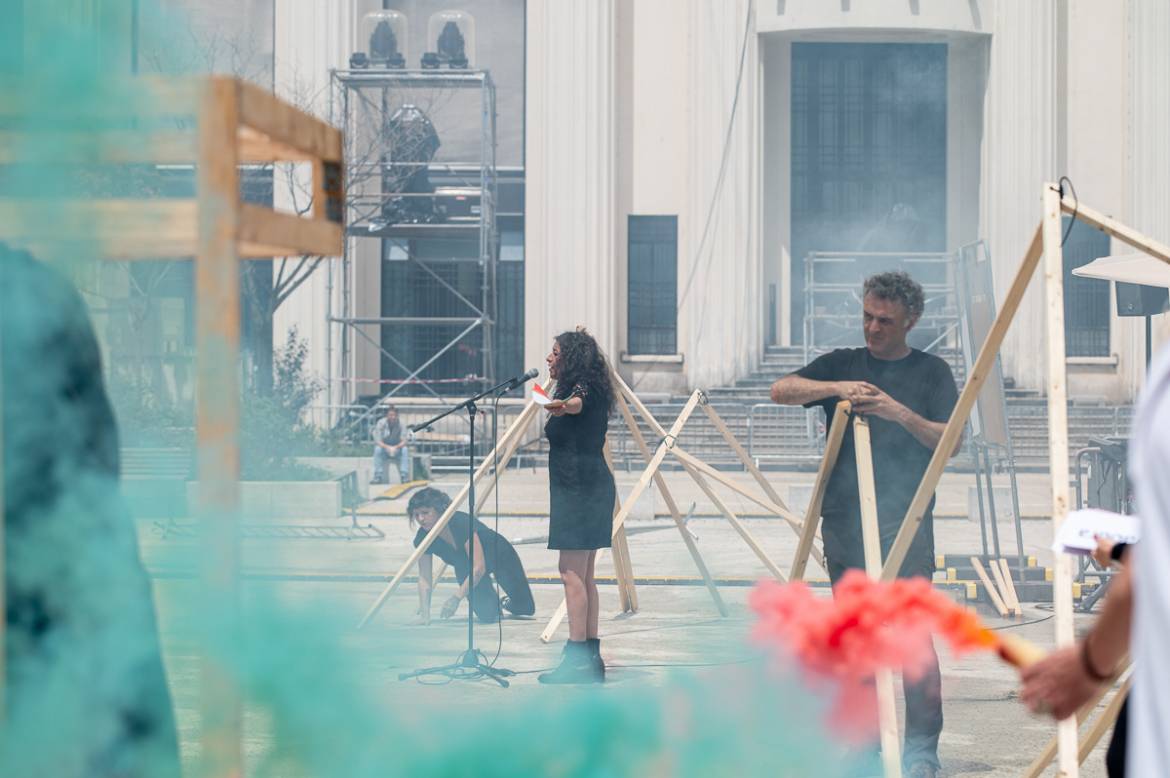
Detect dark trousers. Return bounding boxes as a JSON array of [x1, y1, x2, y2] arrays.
[[828, 557, 943, 770], [465, 540, 535, 623], [1105, 697, 1128, 778]]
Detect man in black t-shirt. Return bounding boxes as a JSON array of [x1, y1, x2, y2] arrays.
[[770, 270, 958, 778]]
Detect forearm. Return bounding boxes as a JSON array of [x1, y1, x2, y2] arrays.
[[1084, 563, 1132, 675], [770, 375, 839, 406], [418, 581, 433, 613], [456, 565, 486, 598], [893, 406, 952, 453]]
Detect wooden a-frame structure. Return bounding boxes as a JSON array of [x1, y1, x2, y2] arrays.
[[357, 366, 827, 633], [785, 183, 1168, 777], [0, 75, 344, 777]]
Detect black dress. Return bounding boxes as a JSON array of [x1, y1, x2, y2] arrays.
[[413, 511, 535, 622], [545, 382, 616, 550]]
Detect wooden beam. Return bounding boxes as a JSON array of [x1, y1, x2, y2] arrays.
[[357, 393, 544, 628], [236, 78, 343, 163], [970, 557, 1009, 617], [669, 442, 823, 559], [540, 597, 570, 643], [539, 392, 703, 641], [791, 401, 850, 581], [1060, 196, 1170, 263], [1024, 664, 1131, 777], [194, 74, 243, 778], [881, 224, 1045, 581], [985, 556, 1013, 614], [614, 390, 727, 616], [237, 203, 343, 258], [608, 392, 701, 540], [611, 528, 637, 613], [1044, 183, 1081, 777], [853, 416, 902, 778], [688, 469, 787, 582], [603, 440, 637, 613], [1077, 677, 1131, 764], [702, 403, 789, 511], [609, 371, 823, 565], [996, 558, 1022, 616]]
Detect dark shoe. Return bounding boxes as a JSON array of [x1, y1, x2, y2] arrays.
[[370, 476, 386, 485], [538, 640, 594, 685], [906, 762, 939, 778], [587, 637, 605, 682]]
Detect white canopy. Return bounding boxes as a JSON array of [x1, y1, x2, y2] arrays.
[[1072, 253, 1170, 289]]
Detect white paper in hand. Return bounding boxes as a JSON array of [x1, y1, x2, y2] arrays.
[[532, 384, 554, 406], [1053, 509, 1141, 556]]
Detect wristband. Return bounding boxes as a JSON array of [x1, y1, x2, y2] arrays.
[[1109, 542, 1129, 563]]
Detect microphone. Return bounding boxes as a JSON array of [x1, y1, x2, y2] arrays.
[[507, 368, 539, 388]]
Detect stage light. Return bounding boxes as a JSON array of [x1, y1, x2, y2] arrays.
[[380, 104, 445, 225], [422, 10, 475, 70], [359, 10, 407, 69]]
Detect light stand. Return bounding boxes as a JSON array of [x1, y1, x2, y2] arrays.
[[397, 374, 529, 686]]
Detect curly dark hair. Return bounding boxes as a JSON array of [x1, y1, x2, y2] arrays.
[[406, 487, 452, 528], [863, 270, 925, 322], [553, 328, 615, 411]]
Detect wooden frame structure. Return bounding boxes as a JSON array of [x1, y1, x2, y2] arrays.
[[357, 367, 828, 637], [538, 370, 828, 641], [846, 183, 1169, 776], [0, 75, 344, 776]]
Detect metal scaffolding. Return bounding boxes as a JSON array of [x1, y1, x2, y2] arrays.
[[327, 68, 498, 432]]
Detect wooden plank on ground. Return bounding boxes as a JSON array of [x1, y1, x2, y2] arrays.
[[971, 557, 1010, 617]]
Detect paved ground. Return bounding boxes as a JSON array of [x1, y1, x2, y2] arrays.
[[141, 468, 1123, 777]]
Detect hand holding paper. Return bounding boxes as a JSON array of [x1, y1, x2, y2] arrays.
[[1053, 509, 1140, 556], [533, 384, 564, 410]]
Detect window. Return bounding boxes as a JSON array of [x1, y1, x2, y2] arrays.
[[790, 43, 947, 341], [628, 215, 678, 355], [1062, 216, 1111, 357]]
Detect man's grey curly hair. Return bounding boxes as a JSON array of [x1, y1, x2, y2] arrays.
[[863, 271, 925, 321]]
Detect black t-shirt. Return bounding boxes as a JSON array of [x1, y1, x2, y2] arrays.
[[413, 511, 505, 584], [795, 347, 958, 572]]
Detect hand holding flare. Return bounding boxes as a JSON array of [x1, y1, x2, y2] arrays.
[[750, 571, 1044, 739]]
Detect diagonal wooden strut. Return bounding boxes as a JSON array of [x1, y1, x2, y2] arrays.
[[881, 225, 1044, 581], [614, 392, 727, 615], [790, 401, 850, 580], [357, 389, 545, 629], [610, 371, 824, 568]]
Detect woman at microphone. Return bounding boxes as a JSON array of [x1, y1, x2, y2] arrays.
[[538, 328, 617, 684]]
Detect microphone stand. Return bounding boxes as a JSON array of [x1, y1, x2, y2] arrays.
[[398, 374, 528, 687]]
